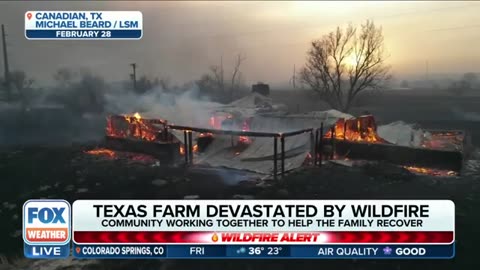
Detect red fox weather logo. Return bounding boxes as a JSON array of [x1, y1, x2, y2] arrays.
[[23, 199, 71, 258]]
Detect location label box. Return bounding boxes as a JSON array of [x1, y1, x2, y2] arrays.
[[25, 11, 143, 40]]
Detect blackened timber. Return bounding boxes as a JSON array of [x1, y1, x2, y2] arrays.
[[183, 130, 188, 164], [314, 130, 318, 165], [109, 115, 167, 125], [281, 136, 285, 177], [104, 136, 180, 164], [163, 121, 169, 141], [319, 123, 323, 166], [330, 140, 463, 171], [188, 131, 193, 164], [273, 137, 278, 180], [331, 126, 335, 160]]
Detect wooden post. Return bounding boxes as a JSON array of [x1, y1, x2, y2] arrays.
[[331, 126, 335, 160], [281, 135, 285, 177], [188, 131, 193, 164], [314, 129, 318, 166], [273, 137, 278, 180], [319, 122, 323, 166], [183, 130, 188, 164], [130, 63, 137, 92], [163, 121, 169, 141]]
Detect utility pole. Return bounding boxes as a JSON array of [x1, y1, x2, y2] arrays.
[[1, 24, 11, 101], [130, 63, 137, 92], [220, 55, 224, 92], [425, 60, 429, 81], [291, 64, 297, 89]]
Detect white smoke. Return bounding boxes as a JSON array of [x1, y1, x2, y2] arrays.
[[451, 107, 480, 121], [104, 84, 223, 127]]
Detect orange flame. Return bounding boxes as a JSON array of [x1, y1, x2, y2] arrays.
[[179, 145, 185, 155], [324, 115, 383, 143], [179, 144, 199, 155], [403, 166, 457, 176], [238, 118, 252, 144], [106, 114, 160, 142], [85, 148, 116, 158]]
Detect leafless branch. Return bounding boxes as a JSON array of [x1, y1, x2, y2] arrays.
[[299, 20, 390, 112]]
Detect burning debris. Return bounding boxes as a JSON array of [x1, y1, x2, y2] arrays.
[[403, 166, 458, 177], [84, 148, 116, 158], [84, 147, 159, 164], [87, 94, 468, 177], [324, 115, 385, 143], [318, 113, 467, 175], [106, 113, 169, 142], [421, 130, 465, 151]]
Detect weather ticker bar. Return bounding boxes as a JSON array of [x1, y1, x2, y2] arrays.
[[69, 244, 454, 259]]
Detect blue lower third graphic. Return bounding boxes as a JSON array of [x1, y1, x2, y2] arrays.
[[25, 30, 142, 40], [71, 244, 454, 259], [24, 243, 70, 259]]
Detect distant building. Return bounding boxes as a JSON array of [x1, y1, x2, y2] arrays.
[[251, 82, 270, 96]]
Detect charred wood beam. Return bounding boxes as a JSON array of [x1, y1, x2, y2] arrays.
[[188, 131, 193, 164], [329, 140, 463, 171], [183, 130, 188, 164], [109, 115, 167, 125], [104, 136, 180, 164], [314, 130, 318, 166], [319, 123, 324, 167], [281, 136, 285, 177], [330, 126, 335, 160], [273, 137, 278, 180]]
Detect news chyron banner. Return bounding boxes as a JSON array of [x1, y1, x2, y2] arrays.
[[25, 11, 142, 40], [23, 200, 455, 259]]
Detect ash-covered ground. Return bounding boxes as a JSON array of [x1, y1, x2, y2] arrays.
[[0, 144, 479, 270]]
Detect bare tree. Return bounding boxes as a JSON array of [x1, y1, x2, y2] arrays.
[[52, 68, 107, 113], [462, 72, 478, 88], [54, 67, 77, 88], [197, 53, 247, 103], [10, 70, 34, 93], [300, 20, 391, 112], [230, 53, 247, 101], [9, 70, 34, 107], [449, 72, 478, 96]]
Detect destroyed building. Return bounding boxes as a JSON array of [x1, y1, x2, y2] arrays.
[[251, 83, 270, 96], [91, 93, 469, 178]]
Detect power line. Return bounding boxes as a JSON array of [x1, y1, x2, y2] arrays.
[[426, 24, 480, 32]]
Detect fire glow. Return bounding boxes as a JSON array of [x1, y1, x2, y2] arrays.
[[403, 166, 458, 177], [85, 148, 116, 158], [85, 148, 159, 163], [238, 118, 252, 144], [107, 113, 164, 142], [324, 115, 384, 143]]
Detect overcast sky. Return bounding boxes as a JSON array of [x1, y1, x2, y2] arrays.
[[0, 1, 479, 86]]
